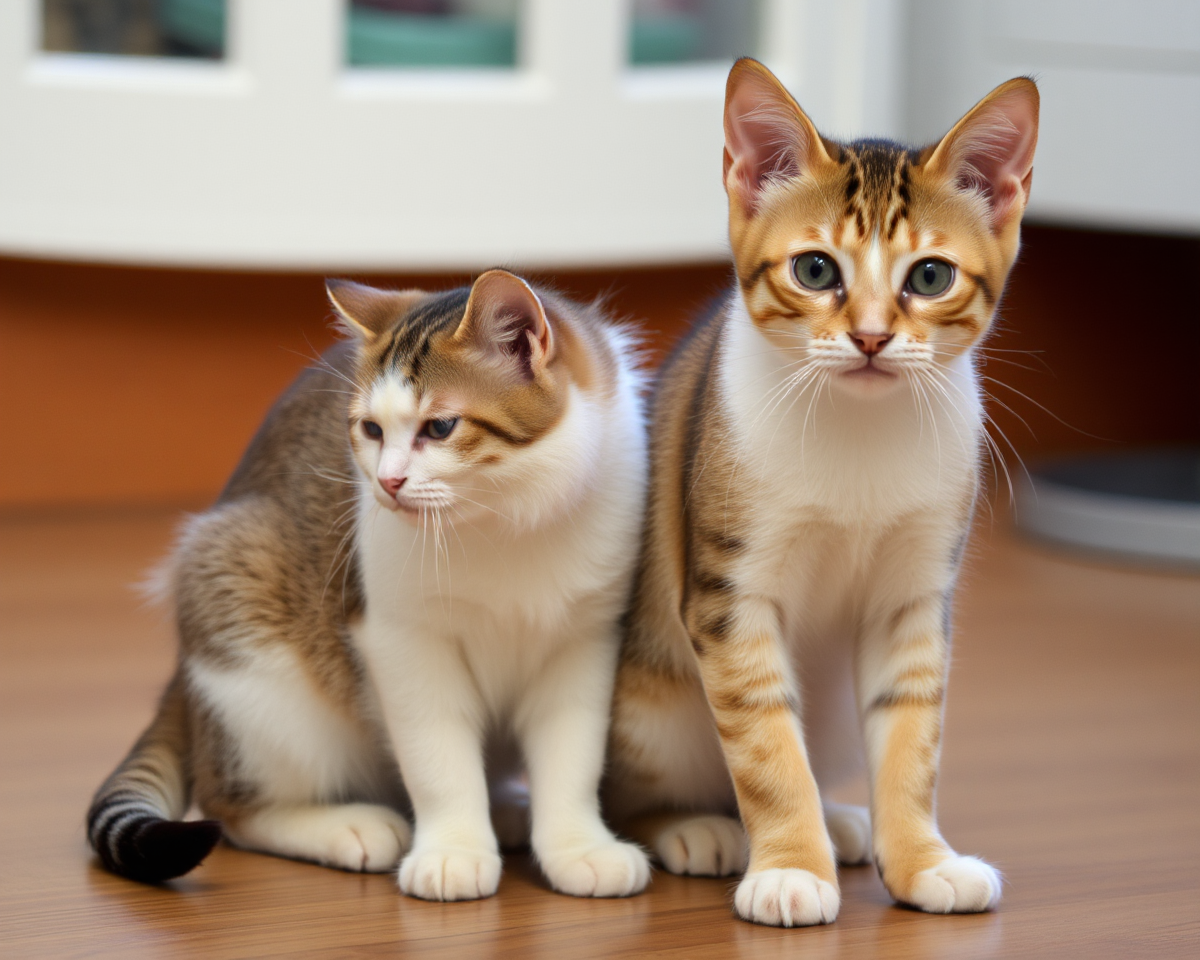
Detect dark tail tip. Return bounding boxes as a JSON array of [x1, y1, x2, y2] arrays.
[[133, 819, 223, 882], [95, 815, 222, 883]]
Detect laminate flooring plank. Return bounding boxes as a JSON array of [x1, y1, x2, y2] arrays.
[[0, 509, 1197, 958]]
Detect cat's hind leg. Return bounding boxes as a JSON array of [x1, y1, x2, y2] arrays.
[[604, 652, 746, 877], [802, 642, 872, 867], [824, 802, 872, 866], [489, 776, 532, 852], [638, 812, 748, 877], [187, 646, 411, 873]]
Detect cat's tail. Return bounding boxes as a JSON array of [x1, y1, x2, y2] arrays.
[[86, 672, 221, 882]]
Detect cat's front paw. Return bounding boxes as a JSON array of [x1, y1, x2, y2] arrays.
[[654, 814, 747, 877], [824, 803, 872, 866], [540, 840, 651, 898], [899, 855, 1001, 913], [398, 846, 502, 901], [734, 869, 840, 927]]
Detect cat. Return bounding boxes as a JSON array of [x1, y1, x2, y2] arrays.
[[603, 59, 1038, 926], [87, 269, 652, 902]]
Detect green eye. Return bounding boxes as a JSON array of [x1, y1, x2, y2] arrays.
[[424, 417, 458, 440], [907, 259, 954, 296], [793, 252, 841, 291]]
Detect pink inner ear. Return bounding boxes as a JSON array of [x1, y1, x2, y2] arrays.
[[725, 77, 808, 205], [947, 91, 1038, 223], [461, 271, 552, 379], [488, 296, 548, 353], [498, 315, 537, 377]]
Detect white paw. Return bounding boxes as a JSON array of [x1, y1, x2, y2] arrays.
[[654, 815, 747, 877], [323, 804, 412, 872], [398, 846, 502, 901], [541, 840, 651, 898], [824, 803, 872, 866], [905, 855, 1002, 913], [734, 869, 840, 927]]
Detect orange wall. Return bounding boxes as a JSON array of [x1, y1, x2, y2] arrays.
[[0, 258, 727, 510], [2, 226, 1197, 511]]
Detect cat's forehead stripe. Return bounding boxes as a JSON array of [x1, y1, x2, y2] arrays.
[[375, 287, 470, 380], [840, 140, 917, 240]]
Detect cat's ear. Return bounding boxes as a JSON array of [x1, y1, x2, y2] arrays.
[[723, 58, 833, 213], [326, 279, 425, 341], [923, 77, 1039, 231], [454, 270, 553, 379]]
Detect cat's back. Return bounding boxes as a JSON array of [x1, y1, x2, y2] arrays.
[[219, 340, 358, 509], [654, 290, 731, 437], [624, 292, 734, 664], [170, 342, 367, 661], [645, 290, 734, 516]]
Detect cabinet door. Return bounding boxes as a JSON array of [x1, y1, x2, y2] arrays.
[[906, 0, 1200, 233], [0, 0, 917, 270]]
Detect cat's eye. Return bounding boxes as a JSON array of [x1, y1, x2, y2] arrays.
[[793, 252, 841, 291], [424, 417, 459, 441], [362, 420, 383, 440], [907, 259, 954, 297]]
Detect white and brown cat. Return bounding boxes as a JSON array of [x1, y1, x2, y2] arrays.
[[604, 60, 1038, 926], [88, 270, 651, 901]]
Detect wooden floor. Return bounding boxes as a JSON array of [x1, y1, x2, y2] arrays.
[[1, 507, 1197, 959]]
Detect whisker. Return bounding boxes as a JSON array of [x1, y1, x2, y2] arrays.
[[716, 356, 823, 507], [781, 367, 829, 475], [320, 496, 366, 609], [972, 354, 1046, 375], [307, 388, 358, 398], [976, 383, 1039, 441], [419, 505, 433, 619], [979, 376, 1109, 441], [307, 467, 361, 487], [927, 364, 1028, 507], [451, 491, 519, 526], [449, 505, 502, 559]]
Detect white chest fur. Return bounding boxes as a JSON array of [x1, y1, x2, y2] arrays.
[[717, 300, 984, 642], [718, 299, 984, 526], [353, 363, 647, 714]]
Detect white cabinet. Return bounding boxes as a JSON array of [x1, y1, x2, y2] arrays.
[[906, 0, 1200, 234], [0, 1, 1196, 272]]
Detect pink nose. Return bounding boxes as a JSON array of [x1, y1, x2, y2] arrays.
[[851, 332, 893, 356], [380, 476, 406, 496]]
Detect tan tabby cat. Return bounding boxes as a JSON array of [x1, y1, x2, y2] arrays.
[[604, 60, 1038, 926], [88, 270, 651, 901]]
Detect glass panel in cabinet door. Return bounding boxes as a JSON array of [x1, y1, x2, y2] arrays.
[[347, 0, 519, 68], [630, 0, 761, 65], [42, 0, 227, 59]]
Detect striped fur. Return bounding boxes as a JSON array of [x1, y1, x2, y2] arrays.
[[88, 270, 650, 898], [87, 676, 221, 882], [604, 61, 1038, 926]]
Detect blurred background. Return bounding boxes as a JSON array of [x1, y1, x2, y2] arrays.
[[3, 10, 1196, 955], [1, 0, 1198, 524]]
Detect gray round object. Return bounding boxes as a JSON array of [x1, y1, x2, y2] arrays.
[[1015, 449, 1200, 568]]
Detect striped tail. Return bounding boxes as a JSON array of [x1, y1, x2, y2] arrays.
[[87, 673, 221, 882]]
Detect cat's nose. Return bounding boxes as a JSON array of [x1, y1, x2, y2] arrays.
[[380, 476, 406, 497], [850, 332, 893, 356]]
